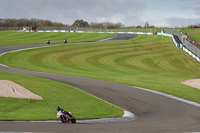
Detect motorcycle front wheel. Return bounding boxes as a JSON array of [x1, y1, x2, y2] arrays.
[[71, 118, 76, 123], [60, 116, 67, 123]]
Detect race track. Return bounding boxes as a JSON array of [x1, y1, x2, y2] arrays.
[[0, 34, 200, 133]]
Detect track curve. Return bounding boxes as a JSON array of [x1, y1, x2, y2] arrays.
[[0, 34, 200, 133]]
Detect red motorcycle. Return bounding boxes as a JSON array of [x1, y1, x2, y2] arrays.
[[56, 110, 76, 123]]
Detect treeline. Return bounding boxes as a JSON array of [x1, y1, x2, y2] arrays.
[[0, 18, 155, 29], [0, 18, 124, 29], [72, 20, 154, 28], [72, 20, 124, 28], [0, 18, 66, 28], [90, 22, 124, 28]]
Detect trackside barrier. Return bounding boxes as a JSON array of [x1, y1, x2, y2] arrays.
[[36, 30, 154, 35], [37, 30, 70, 32], [30, 30, 200, 63], [157, 33, 200, 63]]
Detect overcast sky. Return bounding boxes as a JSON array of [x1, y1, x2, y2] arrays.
[[0, 0, 200, 27]]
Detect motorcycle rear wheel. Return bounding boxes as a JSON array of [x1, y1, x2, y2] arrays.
[[71, 119, 76, 123], [60, 117, 67, 123]]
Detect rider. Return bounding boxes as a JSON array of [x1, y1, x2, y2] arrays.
[[57, 107, 72, 117]]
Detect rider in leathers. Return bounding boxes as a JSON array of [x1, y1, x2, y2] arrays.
[[57, 107, 72, 117]]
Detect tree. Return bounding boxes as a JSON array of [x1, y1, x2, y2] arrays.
[[44, 20, 53, 26], [90, 22, 123, 28], [0, 18, 66, 28], [52, 22, 64, 27], [72, 19, 89, 27], [90, 22, 104, 28]]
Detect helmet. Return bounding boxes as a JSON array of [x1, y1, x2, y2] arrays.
[[57, 107, 61, 111]]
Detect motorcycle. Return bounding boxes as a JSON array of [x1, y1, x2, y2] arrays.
[[56, 110, 76, 123]]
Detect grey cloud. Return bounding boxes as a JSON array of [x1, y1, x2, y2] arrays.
[[165, 17, 200, 27], [0, 0, 146, 26], [175, 0, 200, 16]]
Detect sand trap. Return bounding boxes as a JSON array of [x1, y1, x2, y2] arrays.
[[181, 78, 200, 90], [0, 80, 43, 100]]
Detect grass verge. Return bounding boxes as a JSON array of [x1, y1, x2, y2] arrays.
[[0, 71, 123, 121], [0, 31, 116, 46], [190, 33, 200, 43], [177, 28, 200, 34]]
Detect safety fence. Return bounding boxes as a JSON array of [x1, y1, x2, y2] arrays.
[[0, 27, 23, 31], [0, 27, 32, 31]]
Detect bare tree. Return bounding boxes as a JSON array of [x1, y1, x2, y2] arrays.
[[90, 22, 123, 29], [0, 18, 65, 28]]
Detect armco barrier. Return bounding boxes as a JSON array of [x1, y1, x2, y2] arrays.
[[31, 30, 200, 63]]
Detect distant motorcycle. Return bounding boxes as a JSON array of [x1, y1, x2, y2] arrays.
[[56, 110, 76, 123]]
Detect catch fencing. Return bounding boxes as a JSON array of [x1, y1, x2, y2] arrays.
[[0, 27, 22, 31], [0, 27, 32, 31]]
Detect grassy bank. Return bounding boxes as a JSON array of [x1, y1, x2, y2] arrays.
[[1, 35, 200, 103], [178, 28, 200, 34], [190, 33, 200, 43], [0, 31, 116, 46], [0, 71, 123, 121]]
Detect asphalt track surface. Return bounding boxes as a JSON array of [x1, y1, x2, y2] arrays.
[[0, 34, 200, 133]]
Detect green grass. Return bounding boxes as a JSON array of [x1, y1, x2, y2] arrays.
[[1, 35, 200, 104], [177, 28, 200, 34], [0, 31, 116, 46], [0, 71, 123, 121], [190, 33, 200, 43]]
